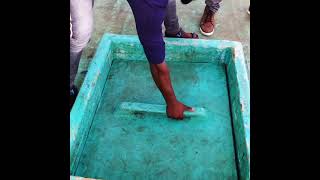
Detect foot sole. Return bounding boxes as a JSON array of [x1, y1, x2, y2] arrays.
[[200, 27, 214, 36]]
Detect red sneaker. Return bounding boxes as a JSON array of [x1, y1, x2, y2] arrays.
[[200, 6, 216, 36]]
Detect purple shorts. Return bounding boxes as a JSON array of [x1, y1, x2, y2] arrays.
[[127, 0, 168, 64]]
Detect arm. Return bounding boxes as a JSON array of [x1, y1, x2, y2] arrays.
[[127, 0, 193, 119], [149, 62, 193, 120]]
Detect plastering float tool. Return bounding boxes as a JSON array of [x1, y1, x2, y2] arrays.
[[119, 102, 207, 118]]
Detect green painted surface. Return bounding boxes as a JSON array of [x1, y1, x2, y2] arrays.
[[71, 34, 250, 180], [225, 46, 250, 180], [70, 39, 113, 172], [75, 60, 237, 179]]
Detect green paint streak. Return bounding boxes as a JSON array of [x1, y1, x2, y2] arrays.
[[71, 34, 250, 180]]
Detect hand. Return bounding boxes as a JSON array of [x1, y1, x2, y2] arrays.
[[166, 100, 194, 120]]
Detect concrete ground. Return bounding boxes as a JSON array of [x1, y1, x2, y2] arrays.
[[74, 0, 250, 87]]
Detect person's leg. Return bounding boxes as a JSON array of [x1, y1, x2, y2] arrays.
[[70, 0, 94, 90], [205, 0, 222, 14], [70, 0, 94, 109], [164, 0, 180, 35], [164, 0, 198, 38], [200, 0, 222, 36]]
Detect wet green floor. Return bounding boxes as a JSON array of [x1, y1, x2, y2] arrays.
[[75, 60, 237, 179]]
